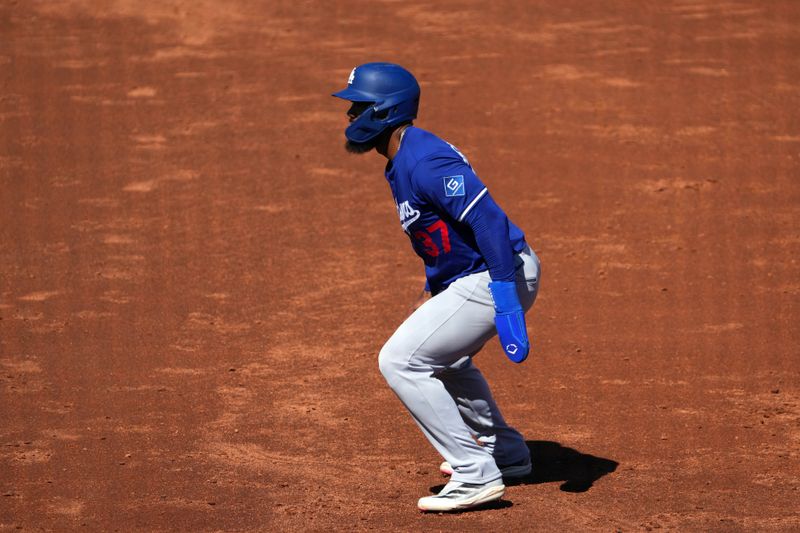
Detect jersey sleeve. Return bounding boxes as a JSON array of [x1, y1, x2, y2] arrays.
[[461, 193, 516, 282], [412, 153, 489, 223]]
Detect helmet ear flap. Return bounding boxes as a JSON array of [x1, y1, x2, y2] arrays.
[[334, 62, 420, 143]]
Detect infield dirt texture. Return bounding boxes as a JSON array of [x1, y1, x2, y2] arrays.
[[1, 1, 799, 531]]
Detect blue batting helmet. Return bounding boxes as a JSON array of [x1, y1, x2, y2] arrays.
[[332, 62, 420, 143]]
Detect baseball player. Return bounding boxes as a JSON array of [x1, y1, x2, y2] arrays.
[[333, 62, 541, 512]]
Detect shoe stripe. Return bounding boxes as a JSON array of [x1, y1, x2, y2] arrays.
[[438, 489, 474, 497]]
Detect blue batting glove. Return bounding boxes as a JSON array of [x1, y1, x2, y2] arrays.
[[488, 281, 530, 363]]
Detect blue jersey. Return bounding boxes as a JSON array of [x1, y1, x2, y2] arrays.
[[385, 127, 527, 294]]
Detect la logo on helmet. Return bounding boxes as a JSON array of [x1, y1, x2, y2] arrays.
[[347, 68, 356, 85]]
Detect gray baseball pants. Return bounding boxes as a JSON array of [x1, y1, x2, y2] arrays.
[[379, 245, 540, 484]]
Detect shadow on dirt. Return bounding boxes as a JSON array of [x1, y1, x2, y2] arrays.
[[515, 440, 618, 492], [429, 440, 618, 498]]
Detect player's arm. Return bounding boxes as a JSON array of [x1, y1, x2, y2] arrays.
[[461, 193, 530, 363], [416, 153, 529, 362]]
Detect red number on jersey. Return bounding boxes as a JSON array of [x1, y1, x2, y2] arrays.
[[426, 220, 451, 253], [413, 230, 439, 257], [413, 220, 451, 258]]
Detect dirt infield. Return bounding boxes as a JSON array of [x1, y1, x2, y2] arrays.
[[1, 1, 799, 531]]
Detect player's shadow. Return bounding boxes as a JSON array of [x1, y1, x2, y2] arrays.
[[513, 440, 618, 492], [429, 440, 618, 499]]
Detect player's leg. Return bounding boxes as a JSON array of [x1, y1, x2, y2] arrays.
[[438, 357, 531, 468], [438, 246, 540, 472], [378, 246, 540, 485], [378, 273, 502, 485]]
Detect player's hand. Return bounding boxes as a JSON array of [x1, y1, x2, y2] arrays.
[[488, 281, 529, 363], [407, 288, 431, 316]]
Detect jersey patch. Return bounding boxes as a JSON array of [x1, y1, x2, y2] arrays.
[[443, 175, 465, 197]]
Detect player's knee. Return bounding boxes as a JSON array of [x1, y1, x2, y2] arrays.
[[378, 341, 408, 385]]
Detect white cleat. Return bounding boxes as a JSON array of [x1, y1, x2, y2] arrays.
[[417, 479, 505, 512], [439, 457, 532, 479]]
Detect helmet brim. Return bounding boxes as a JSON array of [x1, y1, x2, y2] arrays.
[[331, 86, 377, 102]]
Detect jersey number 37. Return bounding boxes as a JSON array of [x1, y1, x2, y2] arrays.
[[414, 220, 451, 257]]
